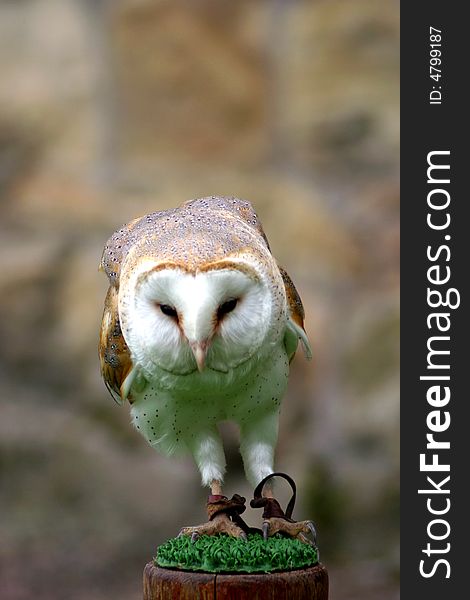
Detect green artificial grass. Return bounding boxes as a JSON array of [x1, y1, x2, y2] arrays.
[[155, 533, 318, 573]]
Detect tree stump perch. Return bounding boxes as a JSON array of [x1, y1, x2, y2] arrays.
[[143, 562, 329, 599]]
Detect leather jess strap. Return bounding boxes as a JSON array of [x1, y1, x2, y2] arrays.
[[250, 472, 298, 522]]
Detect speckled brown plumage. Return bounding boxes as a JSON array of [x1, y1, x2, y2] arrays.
[[100, 197, 272, 284], [99, 285, 133, 404], [278, 266, 305, 329]]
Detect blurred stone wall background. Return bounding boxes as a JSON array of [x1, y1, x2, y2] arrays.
[[0, 1, 399, 599]]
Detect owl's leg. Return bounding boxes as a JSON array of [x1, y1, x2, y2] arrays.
[[239, 411, 278, 488], [241, 419, 317, 548], [191, 428, 226, 488], [178, 430, 247, 540]]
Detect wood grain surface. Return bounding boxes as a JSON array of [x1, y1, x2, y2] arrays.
[[143, 562, 329, 599]]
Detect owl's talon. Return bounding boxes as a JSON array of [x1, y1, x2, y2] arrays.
[[191, 531, 200, 543], [307, 521, 317, 546], [297, 532, 311, 545], [239, 531, 248, 541]]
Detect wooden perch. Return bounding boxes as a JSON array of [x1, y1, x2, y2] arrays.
[[143, 562, 329, 599]]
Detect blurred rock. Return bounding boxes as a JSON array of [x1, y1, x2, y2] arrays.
[[0, 1, 399, 599]]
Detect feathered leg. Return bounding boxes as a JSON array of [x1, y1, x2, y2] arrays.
[[178, 429, 247, 540], [239, 412, 278, 488], [241, 418, 317, 547]]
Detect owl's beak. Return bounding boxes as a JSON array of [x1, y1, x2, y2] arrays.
[[190, 341, 208, 372]]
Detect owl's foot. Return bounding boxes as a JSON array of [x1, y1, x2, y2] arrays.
[[250, 472, 318, 549], [178, 513, 247, 542], [261, 513, 317, 546], [178, 494, 249, 541]]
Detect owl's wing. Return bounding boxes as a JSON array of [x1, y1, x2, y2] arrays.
[[99, 285, 138, 404], [279, 266, 312, 361]]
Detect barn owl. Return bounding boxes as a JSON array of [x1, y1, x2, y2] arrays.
[[99, 196, 313, 542]]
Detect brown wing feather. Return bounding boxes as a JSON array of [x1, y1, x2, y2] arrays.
[[99, 285, 134, 404], [279, 265, 312, 360], [278, 265, 305, 329]]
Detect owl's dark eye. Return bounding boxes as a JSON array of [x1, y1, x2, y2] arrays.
[[159, 304, 178, 318], [217, 298, 238, 319]]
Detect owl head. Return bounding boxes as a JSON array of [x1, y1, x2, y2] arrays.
[[118, 257, 286, 377]]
